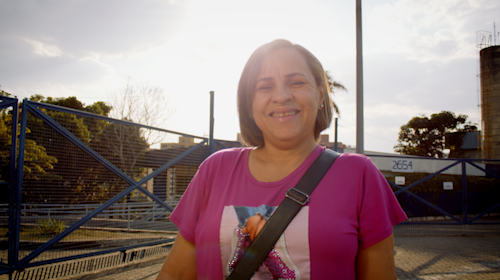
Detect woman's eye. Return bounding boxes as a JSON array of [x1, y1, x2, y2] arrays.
[[257, 85, 272, 91], [290, 81, 304, 87]]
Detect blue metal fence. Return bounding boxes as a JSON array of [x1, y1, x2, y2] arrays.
[[1, 98, 217, 276], [0, 96, 19, 275], [380, 154, 500, 225], [1, 96, 499, 277]]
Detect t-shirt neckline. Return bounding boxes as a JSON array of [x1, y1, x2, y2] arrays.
[[243, 145, 325, 187]]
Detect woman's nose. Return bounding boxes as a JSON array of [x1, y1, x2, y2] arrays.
[[271, 84, 292, 103]]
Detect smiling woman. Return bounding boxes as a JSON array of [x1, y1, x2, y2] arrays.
[[238, 39, 332, 150], [156, 39, 406, 280]]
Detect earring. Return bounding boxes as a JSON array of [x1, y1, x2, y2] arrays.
[[320, 104, 324, 108]]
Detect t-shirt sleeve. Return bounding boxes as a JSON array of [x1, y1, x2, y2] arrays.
[[169, 162, 209, 244], [357, 158, 407, 250]]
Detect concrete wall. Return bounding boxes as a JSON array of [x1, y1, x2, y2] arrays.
[[343, 148, 485, 176], [369, 156, 485, 177]]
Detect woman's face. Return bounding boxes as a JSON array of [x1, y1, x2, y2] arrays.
[[252, 48, 323, 147]]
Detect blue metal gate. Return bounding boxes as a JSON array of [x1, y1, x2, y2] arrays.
[[381, 155, 500, 225], [1, 97, 219, 276]]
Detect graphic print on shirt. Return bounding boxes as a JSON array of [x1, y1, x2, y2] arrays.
[[220, 205, 311, 280]]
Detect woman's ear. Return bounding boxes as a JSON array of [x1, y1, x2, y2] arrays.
[[318, 86, 326, 107]]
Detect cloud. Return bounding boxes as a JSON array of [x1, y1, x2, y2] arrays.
[[0, 0, 493, 153], [364, 51, 479, 121], [365, 0, 500, 62], [0, 0, 188, 58], [0, 0, 188, 102], [24, 38, 63, 57]]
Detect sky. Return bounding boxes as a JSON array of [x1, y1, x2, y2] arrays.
[[1, 0, 499, 153]]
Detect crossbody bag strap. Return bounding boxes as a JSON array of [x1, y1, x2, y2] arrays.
[[227, 149, 340, 280]]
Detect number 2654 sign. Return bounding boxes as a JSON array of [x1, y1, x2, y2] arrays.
[[391, 159, 413, 173]]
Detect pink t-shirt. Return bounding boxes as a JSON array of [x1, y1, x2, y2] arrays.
[[170, 146, 407, 280]]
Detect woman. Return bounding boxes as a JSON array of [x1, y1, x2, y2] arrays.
[[157, 39, 407, 280]]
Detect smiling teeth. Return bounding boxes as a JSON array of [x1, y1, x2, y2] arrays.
[[272, 111, 297, 117]]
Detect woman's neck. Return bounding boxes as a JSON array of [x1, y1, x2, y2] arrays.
[[248, 137, 318, 182], [256, 139, 317, 164]]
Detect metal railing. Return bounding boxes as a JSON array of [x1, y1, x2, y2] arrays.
[[369, 153, 500, 225], [1, 98, 216, 275], [2, 96, 499, 277], [1, 202, 179, 230]]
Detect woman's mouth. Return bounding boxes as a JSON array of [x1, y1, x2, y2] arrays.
[[270, 111, 299, 117]]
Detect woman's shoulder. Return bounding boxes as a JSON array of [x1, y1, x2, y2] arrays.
[[337, 152, 371, 164], [200, 147, 252, 169], [330, 152, 377, 174]]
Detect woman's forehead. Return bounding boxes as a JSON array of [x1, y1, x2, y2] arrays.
[[257, 48, 312, 79]]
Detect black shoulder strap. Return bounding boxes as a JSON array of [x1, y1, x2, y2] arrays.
[[227, 149, 339, 280]]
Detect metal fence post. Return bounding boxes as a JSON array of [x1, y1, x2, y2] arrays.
[[128, 205, 131, 230], [462, 159, 468, 224], [5, 96, 18, 274], [334, 118, 338, 152], [12, 99, 29, 270]]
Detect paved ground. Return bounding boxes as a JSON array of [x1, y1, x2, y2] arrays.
[[394, 236, 500, 280], [55, 235, 500, 280]]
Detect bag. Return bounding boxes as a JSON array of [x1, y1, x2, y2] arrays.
[[227, 149, 339, 280]]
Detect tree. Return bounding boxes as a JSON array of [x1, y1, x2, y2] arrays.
[[394, 111, 477, 158], [105, 79, 172, 200], [0, 93, 60, 202], [0, 85, 11, 97], [325, 71, 347, 117], [108, 78, 172, 145], [22, 95, 114, 203], [0, 91, 59, 183]]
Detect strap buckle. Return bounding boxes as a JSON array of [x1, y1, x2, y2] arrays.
[[286, 188, 310, 206]]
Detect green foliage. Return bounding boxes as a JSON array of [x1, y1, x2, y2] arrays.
[[0, 108, 59, 183], [22, 138, 59, 181], [394, 111, 477, 158], [26, 95, 151, 203], [0, 112, 10, 170], [0, 84, 11, 96], [36, 218, 67, 236], [21, 96, 117, 203], [3, 94, 151, 203]]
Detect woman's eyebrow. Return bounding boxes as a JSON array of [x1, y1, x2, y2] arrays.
[[284, 73, 306, 79], [256, 73, 306, 83], [256, 77, 273, 83]]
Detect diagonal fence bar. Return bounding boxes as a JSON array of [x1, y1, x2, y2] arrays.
[[388, 180, 463, 224], [16, 100, 208, 268], [394, 160, 461, 196], [4, 97, 499, 277]]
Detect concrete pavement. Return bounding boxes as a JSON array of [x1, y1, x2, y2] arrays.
[[55, 235, 500, 280], [394, 236, 500, 279]]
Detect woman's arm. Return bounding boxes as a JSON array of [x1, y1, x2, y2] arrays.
[[355, 233, 397, 280], [156, 233, 197, 280]]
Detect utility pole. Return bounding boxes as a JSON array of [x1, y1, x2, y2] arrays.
[[209, 91, 215, 154], [356, 0, 365, 154]]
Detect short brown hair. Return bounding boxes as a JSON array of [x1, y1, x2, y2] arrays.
[[237, 39, 333, 147]]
